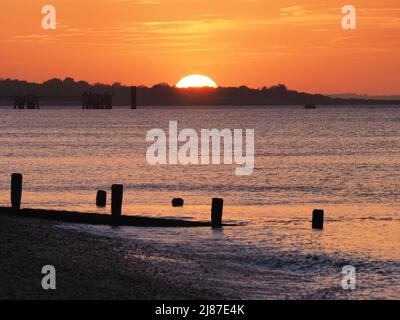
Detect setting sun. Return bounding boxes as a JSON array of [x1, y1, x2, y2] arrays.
[[176, 75, 218, 88]]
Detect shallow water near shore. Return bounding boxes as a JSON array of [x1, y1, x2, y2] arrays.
[[1, 107, 399, 299], [60, 203, 400, 299]]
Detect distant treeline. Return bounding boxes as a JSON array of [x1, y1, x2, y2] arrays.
[[0, 78, 399, 106]]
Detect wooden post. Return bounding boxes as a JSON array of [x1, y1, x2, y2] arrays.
[[131, 86, 137, 109], [111, 184, 123, 222], [96, 190, 107, 207], [172, 198, 184, 207], [11, 173, 23, 210], [211, 198, 223, 228], [312, 209, 324, 229]]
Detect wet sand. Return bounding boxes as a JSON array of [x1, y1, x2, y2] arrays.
[[0, 211, 225, 300]]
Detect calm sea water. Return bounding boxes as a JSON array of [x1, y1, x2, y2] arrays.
[[0, 107, 399, 299]]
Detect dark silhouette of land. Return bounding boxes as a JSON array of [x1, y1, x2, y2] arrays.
[[0, 77, 399, 107], [329, 93, 400, 101]]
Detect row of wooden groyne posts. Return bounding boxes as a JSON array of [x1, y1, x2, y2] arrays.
[[6, 86, 137, 110], [2, 173, 326, 229], [3, 173, 226, 228]]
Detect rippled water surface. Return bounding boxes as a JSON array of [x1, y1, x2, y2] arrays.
[[1, 107, 399, 299]]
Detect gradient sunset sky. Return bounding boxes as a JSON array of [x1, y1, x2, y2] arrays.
[[0, 0, 399, 94]]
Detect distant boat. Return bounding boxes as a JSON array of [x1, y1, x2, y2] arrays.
[[305, 104, 317, 109]]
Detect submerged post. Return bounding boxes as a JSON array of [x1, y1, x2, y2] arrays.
[[172, 198, 184, 207], [312, 209, 324, 229], [96, 190, 107, 207], [11, 173, 23, 211], [111, 184, 123, 222], [211, 198, 223, 228], [131, 86, 137, 109]]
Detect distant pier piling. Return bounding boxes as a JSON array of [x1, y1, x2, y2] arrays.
[[11, 173, 23, 211], [211, 198, 223, 228], [12, 95, 40, 109], [131, 86, 137, 109], [111, 184, 123, 222], [81, 92, 113, 110], [96, 190, 107, 207], [312, 209, 324, 229]]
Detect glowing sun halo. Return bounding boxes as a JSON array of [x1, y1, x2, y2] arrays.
[[176, 74, 218, 88]]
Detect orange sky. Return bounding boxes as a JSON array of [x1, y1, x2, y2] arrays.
[[0, 0, 399, 94]]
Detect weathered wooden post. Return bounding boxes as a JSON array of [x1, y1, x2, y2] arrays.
[[11, 173, 23, 210], [211, 198, 223, 228], [131, 86, 137, 109], [312, 209, 324, 229], [111, 184, 123, 223], [96, 190, 107, 207], [172, 198, 184, 207]]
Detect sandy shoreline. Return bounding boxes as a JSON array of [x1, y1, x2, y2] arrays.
[[0, 212, 225, 300]]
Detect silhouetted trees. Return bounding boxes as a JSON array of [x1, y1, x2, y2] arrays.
[[0, 77, 398, 107]]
